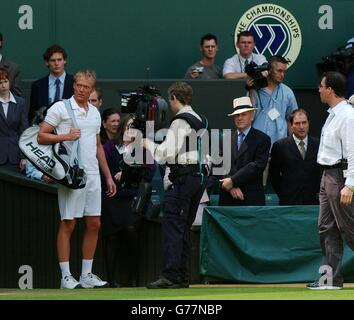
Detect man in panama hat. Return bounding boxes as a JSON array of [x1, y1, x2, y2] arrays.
[[219, 96, 271, 205]]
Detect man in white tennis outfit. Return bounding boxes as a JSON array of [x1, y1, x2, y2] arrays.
[[38, 70, 116, 289]]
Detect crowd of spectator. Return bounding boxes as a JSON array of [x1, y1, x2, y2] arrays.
[[1, 28, 354, 289]]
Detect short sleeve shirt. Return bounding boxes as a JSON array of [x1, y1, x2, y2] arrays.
[[223, 53, 267, 75], [44, 96, 101, 174], [251, 83, 298, 145]]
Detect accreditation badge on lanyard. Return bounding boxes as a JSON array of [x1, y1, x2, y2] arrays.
[[267, 87, 280, 121]]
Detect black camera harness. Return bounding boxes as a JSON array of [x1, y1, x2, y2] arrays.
[[167, 113, 209, 185]]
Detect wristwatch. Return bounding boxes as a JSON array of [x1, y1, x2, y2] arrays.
[[345, 185, 354, 192]]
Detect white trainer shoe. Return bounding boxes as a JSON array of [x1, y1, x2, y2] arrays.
[[60, 275, 82, 289], [79, 273, 108, 288]]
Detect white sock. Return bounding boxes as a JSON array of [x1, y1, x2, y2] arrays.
[[81, 259, 93, 277], [59, 261, 71, 278]]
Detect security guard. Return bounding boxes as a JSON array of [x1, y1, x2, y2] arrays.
[[143, 81, 208, 289]]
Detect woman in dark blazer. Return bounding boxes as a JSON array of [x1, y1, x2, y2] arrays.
[[101, 114, 155, 287], [0, 68, 28, 172]]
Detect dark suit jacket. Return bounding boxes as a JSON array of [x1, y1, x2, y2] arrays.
[[29, 73, 74, 122], [0, 57, 22, 96], [0, 95, 28, 164], [269, 135, 321, 205], [219, 127, 271, 206]]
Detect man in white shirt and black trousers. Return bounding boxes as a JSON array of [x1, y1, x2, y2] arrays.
[[307, 71, 354, 290], [143, 81, 209, 289]]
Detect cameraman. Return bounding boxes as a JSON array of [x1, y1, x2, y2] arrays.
[[142, 81, 208, 289], [223, 31, 267, 79], [248, 55, 298, 146]]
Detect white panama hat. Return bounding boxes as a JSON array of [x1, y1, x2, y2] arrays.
[[228, 96, 256, 116]]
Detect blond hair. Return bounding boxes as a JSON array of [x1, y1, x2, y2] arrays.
[[74, 69, 97, 87]]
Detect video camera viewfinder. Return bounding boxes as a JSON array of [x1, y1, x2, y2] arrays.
[[120, 85, 168, 134]]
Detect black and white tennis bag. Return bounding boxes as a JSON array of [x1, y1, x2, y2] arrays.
[[19, 100, 87, 189]]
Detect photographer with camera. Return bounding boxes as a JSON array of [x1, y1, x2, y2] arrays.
[[223, 31, 267, 79], [247, 55, 297, 186], [142, 81, 209, 289], [101, 114, 155, 287], [248, 55, 298, 146], [184, 33, 222, 79]]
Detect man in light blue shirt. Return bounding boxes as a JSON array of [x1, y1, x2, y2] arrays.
[[250, 55, 298, 146]]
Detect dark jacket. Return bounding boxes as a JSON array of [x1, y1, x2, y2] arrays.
[[219, 127, 271, 206], [101, 140, 156, 233], [0, 57, 22, 96], [29, 73, 74, 123], [269, 135, 321, 205], [0, 94, 28, 164]]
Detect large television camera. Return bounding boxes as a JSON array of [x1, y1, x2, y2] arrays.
[[245, 61, 271, 90], [317, 42, 354, 76], [119, 85, 167, 219], [120, 85, 168, 134]]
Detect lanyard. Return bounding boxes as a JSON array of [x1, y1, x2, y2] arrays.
[[237, 53, 253, 72], [256, 85, 280, 111]]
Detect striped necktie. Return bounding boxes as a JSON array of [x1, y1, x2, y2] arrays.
[[238, 132, 245, 150]]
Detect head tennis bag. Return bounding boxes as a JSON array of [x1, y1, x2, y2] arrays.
[[19, 100, 87, 189]]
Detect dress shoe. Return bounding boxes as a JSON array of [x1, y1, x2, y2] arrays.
[[146, 277, 182, 289], [306, 280, 327, 290], [306, 280, 342, 290]]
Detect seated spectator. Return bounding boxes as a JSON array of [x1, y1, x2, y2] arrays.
[[89, 87, 103, 109], [0, 68, 28, 172], [0, 32, 22, 96], [25, 161, 53, 183], [223, 30, 267, 79], [101, 114, 155, 287], [184, 33, 222, 79], [99, 108, 120, 145], [269, 109, 321, 205], [218, 97, 271, 206]]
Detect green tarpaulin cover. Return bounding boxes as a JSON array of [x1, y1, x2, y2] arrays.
[[200, 206, 354, 283]]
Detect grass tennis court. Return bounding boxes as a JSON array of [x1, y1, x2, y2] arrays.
[[1, 284, 354, 300]]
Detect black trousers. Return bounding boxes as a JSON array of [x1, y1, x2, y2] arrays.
[[103, 224, 140, 286], [161, 174, 207, 283]]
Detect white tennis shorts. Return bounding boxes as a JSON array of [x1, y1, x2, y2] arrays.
[[57, 174, 101, 220]]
